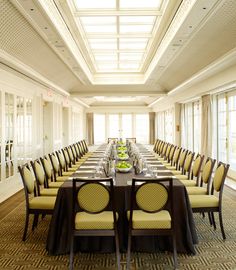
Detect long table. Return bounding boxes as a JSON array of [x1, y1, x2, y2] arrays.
[[46, 145, 198, 255]]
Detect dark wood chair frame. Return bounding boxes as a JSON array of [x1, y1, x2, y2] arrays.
[[127, 177, 177, 270], [31, 159, 47, 196], [18, 164, 54, 241], [107, 137, 119, 144], [181, 151, 195, 179], [69, 177, 120, 270], [192, 162, 230, 239]]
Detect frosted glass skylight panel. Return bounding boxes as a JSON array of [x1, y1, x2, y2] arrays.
[[120, 0, 162, 9], [89, 39, 117, 50], [120, 38, 148, 49], [83, 25, 116, 33], [97, 63, 118, 70], [119, 62, 140, 69], [120, 24, 153, 34], [120, 53, 144, 61], [80, 17, 116, 25], [75, 0, 116, 9], [94, 54, 118, 61], [120, 16, 156, 24]]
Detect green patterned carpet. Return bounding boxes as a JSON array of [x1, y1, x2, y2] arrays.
[[0, 196, 236, 270]]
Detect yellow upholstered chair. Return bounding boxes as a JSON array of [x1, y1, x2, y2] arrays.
[[165, 147, 181, 170], [67, 146, 84, 167], [185, 157, 216, 192], [189, 162, 230, 239], [161, 144, 176, 166], [152, 139, 159, 152], [56, 150, 77, 174], [18, 164, 55, 240], [127, 178, 177, 270], [178, 154, 204, 182], [158, 143, 171, 162], [80, 140, 92, 157], [49, 153, 71, 181], [31, 159, 58, 197], [40, 156, 64, 188], [169, 149, 188, 175], [175, 151, 195, 179], [69, 178, 120, 270]]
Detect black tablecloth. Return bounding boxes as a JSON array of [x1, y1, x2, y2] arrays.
[[46, 146, 198, 255]]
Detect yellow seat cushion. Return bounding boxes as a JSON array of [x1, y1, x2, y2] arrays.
[[177, 175, 188, 180], [40, 188, 58, 196], [189, 195, 219, 208], [56, 176, 69, 182], [48, 182, 64, 188], [127, 210, 171, 229], [63, 171, 75, 176], [67, 167, 77, 172], [75, 211, 118, 230], [166, 166, 176, 170], [186, 187, 207, 195], [162, 162, 171, 166], [29, 196, 55, 209], [179, 179, 197, 186], [171, 170, 182, 175]]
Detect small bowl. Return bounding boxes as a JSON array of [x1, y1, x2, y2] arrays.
[[118, 155, 129, 160], [116, 167, 132, 173]]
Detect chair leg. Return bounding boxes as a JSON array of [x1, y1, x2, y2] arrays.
[[22, 212, 29, 241], [172, 235, 178, 269], [114, 231, 121, 270], [219, 210, 226, 240], [69, 235, 74, 270], [208, 212, 213, 226], [211, 212, 216, 230], [126, 230, 132, 270], [32, 214, 39, 231]]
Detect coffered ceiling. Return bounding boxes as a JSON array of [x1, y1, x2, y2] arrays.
[[1, 0, 236, 107]]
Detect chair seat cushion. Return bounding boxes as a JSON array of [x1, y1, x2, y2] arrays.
[[48, 182, 64, 188], [63, 171, 75, 176], [177, 175, 188, 180], [127, 210, 171, 229], [161, 162, 171, 166], [56, 176, 69, 182], [171, 170, 182, 175], [180, 179, 197, 186], [189, 195, 219, 208], [166, 166, 176, 170], [186, 187, 207, 195], [40, 188, 58, 196], [29, 196, 55, 209], [75, 211, 118, 230]]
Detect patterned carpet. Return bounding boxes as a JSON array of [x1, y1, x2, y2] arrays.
[[0, 196, 236, 270]]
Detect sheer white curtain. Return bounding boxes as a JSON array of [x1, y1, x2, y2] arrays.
[[201, 95, 212, 157]]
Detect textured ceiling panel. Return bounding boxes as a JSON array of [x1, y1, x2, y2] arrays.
[[0, 0, 80, 91], [159, 0, 236, 90]]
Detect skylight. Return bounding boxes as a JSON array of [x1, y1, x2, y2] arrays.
[[74, 0, 166, 72]]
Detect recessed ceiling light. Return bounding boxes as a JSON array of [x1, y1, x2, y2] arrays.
[[30, 8, 34, 11]]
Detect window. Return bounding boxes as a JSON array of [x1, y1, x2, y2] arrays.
[[164, 109, 174, 143], [122, 114, 132, 139], [181, 101, 201, 152], [72, 112, 81, 142], [94, 114, 106, 144], [156, 109, 173, 143], [214, 91, 236, 170], [135, 114, 149, 143], [108, 114, 119, 138]]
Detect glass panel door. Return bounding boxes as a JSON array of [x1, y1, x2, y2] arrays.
[[108, 114, 119, 138], [135, 114, 149, 143], [5, 93, 14, 178]]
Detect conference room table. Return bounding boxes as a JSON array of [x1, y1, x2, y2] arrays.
[[46, 144, 198, 256]]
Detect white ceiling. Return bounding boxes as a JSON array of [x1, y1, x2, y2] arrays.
[[1, 0, 236, 108]]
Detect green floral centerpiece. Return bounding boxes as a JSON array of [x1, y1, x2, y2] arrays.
[[117, 152, 129, 160], [117, 146, 127, 152], [116, 161, 132, 172]]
